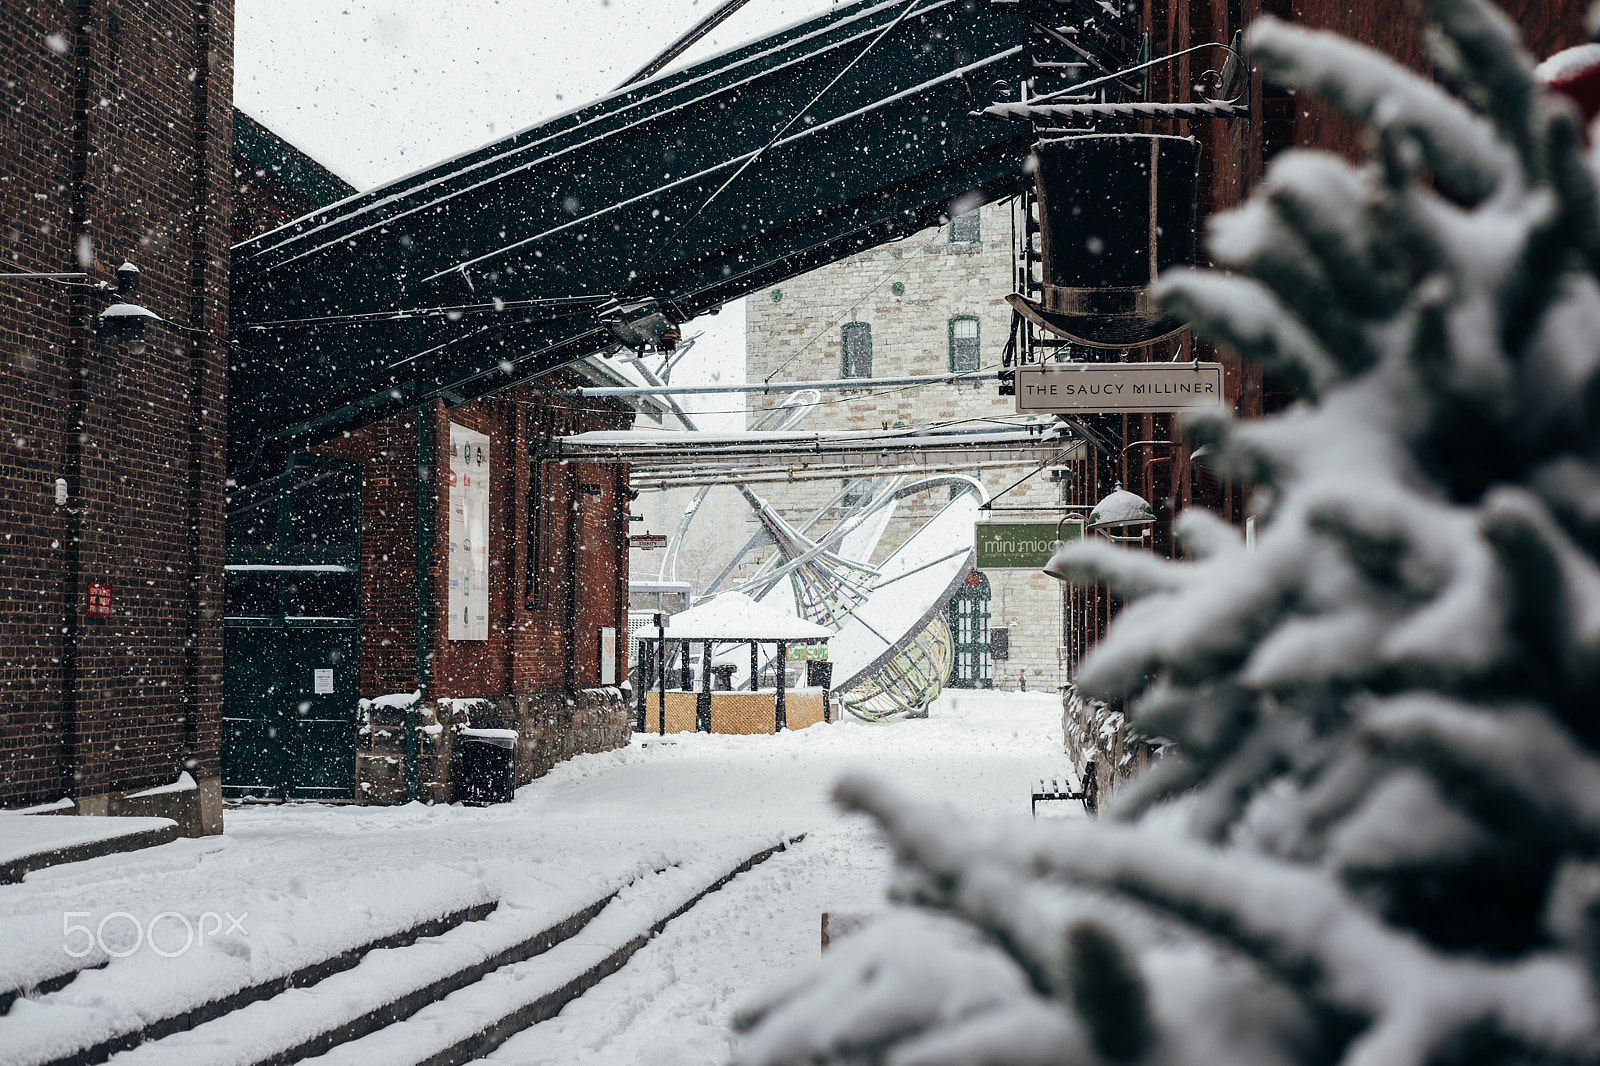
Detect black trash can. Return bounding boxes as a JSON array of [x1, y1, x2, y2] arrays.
[[459, 729, 517, 806]]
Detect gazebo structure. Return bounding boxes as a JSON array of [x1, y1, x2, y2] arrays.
[[636, 592, 833, 735]]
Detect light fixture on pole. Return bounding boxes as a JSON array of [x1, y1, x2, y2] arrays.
[[1087, 482, 1155, 543], [98, 302, 162, 355]]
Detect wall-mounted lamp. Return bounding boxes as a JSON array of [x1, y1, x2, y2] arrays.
[[98, 301, 162, 356], [1087, 482, 1155, 543]]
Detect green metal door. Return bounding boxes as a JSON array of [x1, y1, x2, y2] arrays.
[[286, 628, 359, 798], [222, 457, 361, 800], [222, 626, 288, 797], [947, 573, 992, 689]]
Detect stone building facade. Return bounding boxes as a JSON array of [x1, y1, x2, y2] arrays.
[[747, 201, 1069, 693]]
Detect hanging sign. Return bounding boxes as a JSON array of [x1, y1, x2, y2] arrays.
[[1014, 362, 1225, 414], [975, 521, 1081, 569], [448, 424, 491, 641]]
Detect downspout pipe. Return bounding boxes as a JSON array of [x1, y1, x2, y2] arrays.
[[410, 405, 433, 803]]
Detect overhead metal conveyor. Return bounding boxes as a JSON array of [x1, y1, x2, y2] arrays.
[[229, 0, 1046, 476]]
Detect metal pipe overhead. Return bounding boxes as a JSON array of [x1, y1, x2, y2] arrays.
[[560, 369, 1002, 397], [542, 426, 1076, 468], [630, 456, 1049, 490], [618, 0, 759, 89]]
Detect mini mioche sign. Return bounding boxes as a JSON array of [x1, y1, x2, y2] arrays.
[[1015, 361, 1225, 414], [975, 521, 1082, 570]]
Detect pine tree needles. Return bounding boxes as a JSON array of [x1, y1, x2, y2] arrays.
[[734, 1, 1600, 1063]]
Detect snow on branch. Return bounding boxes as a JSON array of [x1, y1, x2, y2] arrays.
[[1247, 18, 1516, 202], [833, 776, 1600, 1066]]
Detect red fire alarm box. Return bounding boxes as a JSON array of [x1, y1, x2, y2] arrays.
[[86, 582, 112, 617]]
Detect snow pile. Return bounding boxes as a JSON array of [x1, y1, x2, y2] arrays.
[[736, 2, 1600, 1063]]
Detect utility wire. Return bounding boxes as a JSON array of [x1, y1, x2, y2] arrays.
[[636, 0, 930, 278]]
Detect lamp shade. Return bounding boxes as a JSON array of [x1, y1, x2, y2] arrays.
[[98, 302, 162, 354], [1087, 484, 1154, 530]]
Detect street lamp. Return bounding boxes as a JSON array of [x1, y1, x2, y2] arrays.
[[97, 260, 161, 355], [97, 302, 162, 355], [1087, 483, 1154, 542]]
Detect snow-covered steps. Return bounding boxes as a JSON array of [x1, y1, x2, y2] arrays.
[[301, 836, 801, 1066], [72, 838, 797, 1066], [0, 815, 179, 885], [0, 963, 106, 1018], [4, 899, 498, 1066]]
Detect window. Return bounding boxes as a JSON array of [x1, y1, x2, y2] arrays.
[[949, 316, 980, 372], [950, 210, 980, 243], [842, 322, 872, 379]]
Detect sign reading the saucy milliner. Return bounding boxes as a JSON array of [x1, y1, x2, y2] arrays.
[[448, 424, 491, 641], [1014, 362, 1226, 414]]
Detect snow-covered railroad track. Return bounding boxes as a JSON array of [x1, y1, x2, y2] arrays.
[[26, 838, 797, 1066], [8, 899, 501, 1066], [298, 836, 801, 1066]]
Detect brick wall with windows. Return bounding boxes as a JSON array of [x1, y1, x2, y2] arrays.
[[311, 385, 633, 707], [0, 0, 233, 817]]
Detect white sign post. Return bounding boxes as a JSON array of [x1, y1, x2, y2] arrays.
[[1015, 362, 1225, 414], [448, 424, 491, 641]]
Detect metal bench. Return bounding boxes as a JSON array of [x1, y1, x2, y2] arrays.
[[1032, 760, 1097, 817]]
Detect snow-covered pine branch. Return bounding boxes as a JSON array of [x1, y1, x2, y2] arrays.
[[734, 0, 1600, 1062]]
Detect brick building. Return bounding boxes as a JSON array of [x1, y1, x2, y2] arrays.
[[0, 1, 640, 820], [0, 0, 232, 831], [219, 384, 637, 806]]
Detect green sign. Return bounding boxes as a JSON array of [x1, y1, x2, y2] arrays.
[[974, 521, 1081, 569]]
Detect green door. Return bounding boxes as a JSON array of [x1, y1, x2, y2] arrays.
[[222, 626, 288, 797], [286, 628, 359, 798], [222, 457, 361, 801]]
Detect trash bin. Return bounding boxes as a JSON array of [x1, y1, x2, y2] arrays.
[[711, 664, 737, 691], [459, 728, 517, 805]]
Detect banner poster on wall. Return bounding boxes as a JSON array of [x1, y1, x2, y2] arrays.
[[448, 424, 491, 641]]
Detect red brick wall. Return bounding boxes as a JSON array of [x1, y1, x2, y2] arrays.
[[231, 162, 319, 244], [1285, 0, 1587, 163], [313, 387, 631, 705], [0, 0, 232, 807]]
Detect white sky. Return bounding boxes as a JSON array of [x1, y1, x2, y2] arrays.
[[234, 0, 836, 430]]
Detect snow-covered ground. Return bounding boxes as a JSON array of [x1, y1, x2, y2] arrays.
[[0, 691, 1069, 1064]]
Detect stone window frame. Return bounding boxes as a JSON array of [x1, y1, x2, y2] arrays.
[[842, 321, 873, 379], [949, 315, 980, 372], [949, 210, 980, 243]]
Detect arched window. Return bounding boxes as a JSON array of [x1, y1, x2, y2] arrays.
[[949, 316, 980, 372], [950, 210, 980, 243], [842, 321, 873, 378]]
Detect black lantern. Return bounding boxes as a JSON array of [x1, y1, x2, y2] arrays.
[[98, 301, 162, 355], [1009, 134, 1199, 348]]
